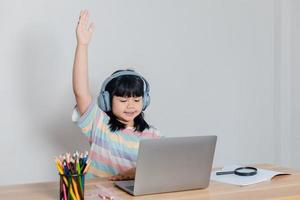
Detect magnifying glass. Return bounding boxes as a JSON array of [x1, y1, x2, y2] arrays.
[[216, 167, 257, 176]]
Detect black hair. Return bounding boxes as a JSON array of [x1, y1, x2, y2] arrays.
[[105, 70, 150, 132]]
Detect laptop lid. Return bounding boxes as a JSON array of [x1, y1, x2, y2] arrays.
[[132, 135, 217, 195]]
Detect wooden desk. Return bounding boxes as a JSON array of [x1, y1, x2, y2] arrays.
[[1, 164, 300, 200]]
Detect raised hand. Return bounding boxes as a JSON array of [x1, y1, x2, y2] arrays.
[[76, 10, 95, 46]]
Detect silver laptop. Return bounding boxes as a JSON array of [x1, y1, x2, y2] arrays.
[[114, 135, 217, 196]]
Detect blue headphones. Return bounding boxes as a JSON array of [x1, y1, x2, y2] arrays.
[[97, 69, 151, 112]]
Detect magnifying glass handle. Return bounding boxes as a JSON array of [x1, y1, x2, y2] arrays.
[[216, 171, 235, 175]]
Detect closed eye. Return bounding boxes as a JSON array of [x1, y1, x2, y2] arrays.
[[118, 98, 127, 102]]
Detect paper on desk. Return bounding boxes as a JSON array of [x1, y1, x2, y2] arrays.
[[85, 184, 123, 200], [211, 165, 290, 186]]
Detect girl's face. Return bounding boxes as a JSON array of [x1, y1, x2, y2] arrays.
[[112, 95, 143, 127]]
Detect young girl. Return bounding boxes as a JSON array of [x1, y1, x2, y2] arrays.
[[72, 10, 161, 181]]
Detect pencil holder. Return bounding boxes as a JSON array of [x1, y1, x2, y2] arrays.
[[59, 173, 86, 200]]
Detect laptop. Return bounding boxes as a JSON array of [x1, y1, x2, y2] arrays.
[[114, 135, 217, 196]]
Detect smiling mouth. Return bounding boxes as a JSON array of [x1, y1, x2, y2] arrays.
[[124, 111, 135, 116]]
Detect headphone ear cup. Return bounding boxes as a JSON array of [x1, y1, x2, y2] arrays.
[[98, 91, 111, 112], [104, 91, 111, 111], [142, 92, 151, 111]]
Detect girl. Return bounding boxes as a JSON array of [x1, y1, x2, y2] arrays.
[[72, 10, 161, 181]]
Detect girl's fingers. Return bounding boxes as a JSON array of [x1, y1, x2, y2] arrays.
[[108, 174, 127, 181], [81, 10, 89, 26], [88, 23, 95, 32], [83, 10, 88, 21], [78, 10, 87, 23], [80, 10, 85, 20], [79, 11, 82, 20], [84, 10, 89, 18], [108, 175, 117, 180]]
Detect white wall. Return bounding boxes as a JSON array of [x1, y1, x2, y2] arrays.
[[273, 0, 300, 169], [290, 0, 300, 169], [0, 0, 294, 186]]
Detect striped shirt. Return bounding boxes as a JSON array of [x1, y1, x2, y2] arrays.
[[72, 98, 161, 178]]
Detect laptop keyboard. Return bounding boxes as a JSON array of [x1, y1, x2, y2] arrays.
[[126, 185, 134, 191]]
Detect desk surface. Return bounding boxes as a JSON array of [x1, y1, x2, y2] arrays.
[[1, 164, 300, 200]]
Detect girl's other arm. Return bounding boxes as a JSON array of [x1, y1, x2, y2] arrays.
[[108, 168, 136, 181], [73, 10, 95, 115]]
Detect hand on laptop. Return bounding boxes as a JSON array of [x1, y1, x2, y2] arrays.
[[108, 168, 136, 181]]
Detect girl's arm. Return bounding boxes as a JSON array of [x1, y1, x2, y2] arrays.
[[72, 10, 95, 115]]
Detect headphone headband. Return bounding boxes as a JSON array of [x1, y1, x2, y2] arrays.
[[100, 70, 150, 95], [98, 69, 151, 111]]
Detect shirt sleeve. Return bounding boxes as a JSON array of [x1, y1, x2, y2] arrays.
[[72, 98, 103, 144], [149, 126, 165, 138]]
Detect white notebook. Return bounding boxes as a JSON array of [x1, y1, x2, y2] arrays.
[[211, 165, 290, 186]]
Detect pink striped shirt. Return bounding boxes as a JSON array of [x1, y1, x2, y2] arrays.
[[72, 98, 161, 178]]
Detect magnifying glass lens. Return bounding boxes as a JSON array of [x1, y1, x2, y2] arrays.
[[234, 167, 257, 176], [236, 168, 255, 173]]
